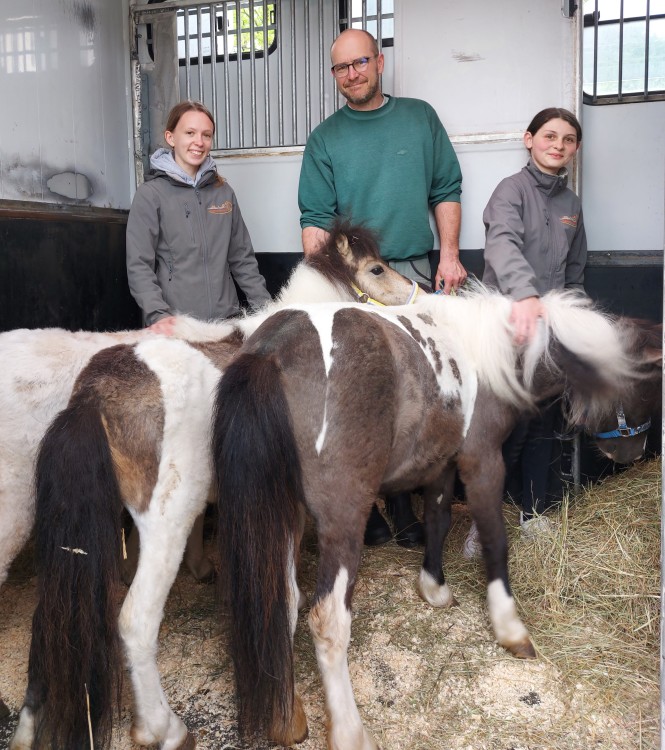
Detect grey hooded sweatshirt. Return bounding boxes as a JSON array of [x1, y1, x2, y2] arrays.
[[482, 160, 587, 301], [126, 149, 271, 325]]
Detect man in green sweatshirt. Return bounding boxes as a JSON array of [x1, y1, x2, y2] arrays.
[[298, 28, 466, 547]]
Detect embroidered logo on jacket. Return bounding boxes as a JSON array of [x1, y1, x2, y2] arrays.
[[560, 214, 578, 228], [208, 201, 233, 214]]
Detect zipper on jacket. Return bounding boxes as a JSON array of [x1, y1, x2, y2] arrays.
[[192, 189, 213, 316]]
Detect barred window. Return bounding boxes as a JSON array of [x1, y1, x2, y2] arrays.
[[583, 0, 665, 103]]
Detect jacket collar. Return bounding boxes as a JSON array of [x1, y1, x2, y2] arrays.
[[525, 159, 569, 197]]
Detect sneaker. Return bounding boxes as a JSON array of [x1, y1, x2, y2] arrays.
[[519, 512, 554, 540], [462, 521, 482, 559]]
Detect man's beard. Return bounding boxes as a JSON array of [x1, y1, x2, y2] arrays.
[[340, 77, 379, 106]]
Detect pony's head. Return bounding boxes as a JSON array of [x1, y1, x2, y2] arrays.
[[305, 222, 422, 306], [586, 317, 662, 464]]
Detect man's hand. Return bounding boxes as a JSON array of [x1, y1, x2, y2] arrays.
[[435, 253, 467, 295]]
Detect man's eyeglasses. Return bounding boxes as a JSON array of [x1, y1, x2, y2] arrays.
[[331, 55, 375, 79]]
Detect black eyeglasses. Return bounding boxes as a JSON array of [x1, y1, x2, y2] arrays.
[[330, 55, 375, 79]]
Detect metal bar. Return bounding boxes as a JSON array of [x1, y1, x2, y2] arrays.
[[618, 0, 624, 100], [184, 8, 191, 99], [197, 6, 204, 102], [593, 0, 599, 101], [318, 0, 325, 122], [236, 0, 244, 147], [289, 0, 297, 144], [276, 0, 284, 145], [249, 0, 257, 145], [645, 0, 651, 97], [304, 0, 311, 137], [376, 0, 382, 48], [209, 3, 219, 148], [263, 0, 270, 146], [223, 2, 231, 147]]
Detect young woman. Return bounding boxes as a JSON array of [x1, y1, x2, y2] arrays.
[[126, 100, 271, 332], [464, 107, 586, 555]]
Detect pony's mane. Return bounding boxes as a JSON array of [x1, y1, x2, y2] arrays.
[[410, 284, 531, 408], [409, 282, 636, 419]]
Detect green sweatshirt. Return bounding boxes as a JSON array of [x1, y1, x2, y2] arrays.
[[298, 96, 462, 261]]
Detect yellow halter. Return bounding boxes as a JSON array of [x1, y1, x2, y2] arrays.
[[351, 279, 420, 307]]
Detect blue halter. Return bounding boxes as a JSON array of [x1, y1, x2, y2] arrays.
[[593, 403, 651, 439]]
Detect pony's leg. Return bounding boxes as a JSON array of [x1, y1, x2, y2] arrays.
[[459, 449, 535, 659], [309, 531, 378, 750], [182, 510, 214, 582], [120, 505, 202, 750], [121, 519, 140, 585], [9, 649, 46, 750], [0, 472, 34, 590], [417, 468, 457, 608]]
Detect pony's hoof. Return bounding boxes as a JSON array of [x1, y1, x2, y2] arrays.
[[269, 692, 309, 745], [416, 570, 456, 608], [186, 556, 216, 583], [506, 638, 537, 659]]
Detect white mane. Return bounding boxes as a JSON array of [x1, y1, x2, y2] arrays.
[[404, 282, 633, 413]]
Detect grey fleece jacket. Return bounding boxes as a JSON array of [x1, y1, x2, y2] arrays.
[[126, 149, 271, 325], [482, 160, 587, 301]]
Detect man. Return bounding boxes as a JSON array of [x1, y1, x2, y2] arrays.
[[298, 28, 466, 547]]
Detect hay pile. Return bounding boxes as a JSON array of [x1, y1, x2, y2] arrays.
[[508, 458, 660, 742]]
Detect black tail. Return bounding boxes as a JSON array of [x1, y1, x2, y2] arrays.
[[30, 395, 123, 749], [213, 351, 303, 740]]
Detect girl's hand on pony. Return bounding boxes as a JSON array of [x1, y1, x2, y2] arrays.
[[510, 297, 546, 346], [148, 315, 177, 336]]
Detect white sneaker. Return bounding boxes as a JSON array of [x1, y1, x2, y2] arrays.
[[462, 521, 482, 559], [520, 512, 554, 540]]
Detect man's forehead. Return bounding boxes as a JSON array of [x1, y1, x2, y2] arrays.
[[331, 34, 373, 62]]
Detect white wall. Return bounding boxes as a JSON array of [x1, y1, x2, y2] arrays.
[[0, 0, 133, 208], [394, 0, 580, 250], [581, 101, 665, 252]]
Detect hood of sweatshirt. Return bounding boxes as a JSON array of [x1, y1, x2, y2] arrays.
[[149, 148, 217, 188]]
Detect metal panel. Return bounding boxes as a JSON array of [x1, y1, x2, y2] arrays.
[[0, 0, 134, 209]]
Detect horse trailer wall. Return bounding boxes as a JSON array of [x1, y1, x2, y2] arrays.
[[0, 0, 663, 331]]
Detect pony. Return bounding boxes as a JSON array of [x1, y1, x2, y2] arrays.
[[209, 287, 642, 749], [0, 223, 420, 592], [8, 225, 422, 750]]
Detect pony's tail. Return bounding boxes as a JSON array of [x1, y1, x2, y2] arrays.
[[213, 352, 302, 741], [30, 395, 123, 749]]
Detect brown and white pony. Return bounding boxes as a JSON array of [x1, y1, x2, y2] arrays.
[[0, 223, 420, 593], [8, 225, 422, 750], [210, 288, 643, 749]]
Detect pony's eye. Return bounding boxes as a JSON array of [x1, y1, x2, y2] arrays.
[[370, 266, 384, 276]]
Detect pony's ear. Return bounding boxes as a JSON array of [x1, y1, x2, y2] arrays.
[[336, 234, 352, 260]]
